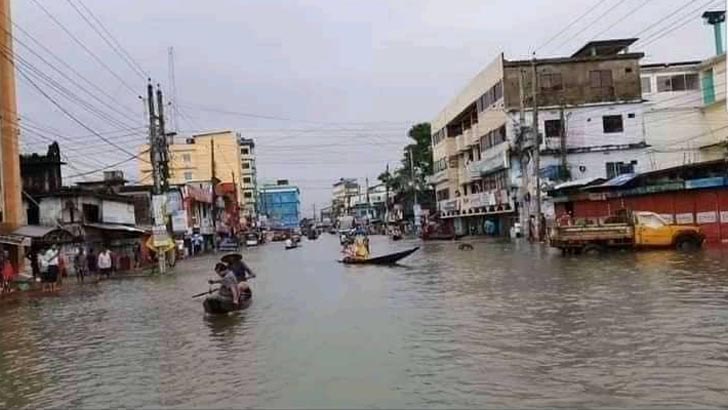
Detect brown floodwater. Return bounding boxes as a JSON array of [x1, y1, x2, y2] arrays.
[[1, 235, 727, 408]]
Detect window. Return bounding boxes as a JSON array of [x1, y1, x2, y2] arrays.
[[243, 177, 252, 184], [627, 113, 636, 119], [606, 161, 635, 179], [544, 119, 562, 138], [184, 171, 193, 181], [434, 157, 448, 173], [477, 80, 503, 112], [243, 191, 253, 199], [703, 69, 716, 104], [637, 213, 666, 229], [602, 115, 624, 133], [656, 73, 700, 92], [432, 128, 446, 145], [540, 73, 563, 91], [641, 77, 652, 93], [436, 189, 449, 201], [479, 123, 507, 151], [82, 203, 100, 223], [590, 70, 613, 88], [242, 162, 251, 169], [182, 153, 191, 163]]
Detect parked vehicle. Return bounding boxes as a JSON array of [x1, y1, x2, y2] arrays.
[[550, 211, 704, 255], [245, 233, 259, 247]]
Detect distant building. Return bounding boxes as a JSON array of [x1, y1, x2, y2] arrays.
[[138, 130, 252, 215], [20, 142, 64, 195], [331, 178, 360, 216], [239, 137, 257, 222], [258, 180, 300, 229]]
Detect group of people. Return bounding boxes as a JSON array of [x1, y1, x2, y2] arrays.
[[209, 257, 256, 306], [0, 250, 16, 295], [36, 245, 114, 292], [342, 226, 370, 260]]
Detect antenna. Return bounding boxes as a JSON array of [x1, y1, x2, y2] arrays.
[[167, 46, 180, 132]]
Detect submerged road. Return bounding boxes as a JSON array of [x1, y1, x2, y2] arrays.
[[1, 235, 728, 408]]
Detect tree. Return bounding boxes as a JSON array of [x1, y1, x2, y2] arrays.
[[377, 123, 435, 217]]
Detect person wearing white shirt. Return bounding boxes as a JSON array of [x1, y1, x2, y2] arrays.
[[97, 248, 113, 279]]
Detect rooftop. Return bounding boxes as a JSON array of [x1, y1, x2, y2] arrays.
[[571, 38, 638, 58]]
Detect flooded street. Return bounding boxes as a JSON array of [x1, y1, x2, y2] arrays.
[[2, 235, 728, 408]]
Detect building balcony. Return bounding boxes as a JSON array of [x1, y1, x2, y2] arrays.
[[455, 133, 466, 152], [470, 144, 509, 176], [439, 189, 516, 219], [426, 170, 449, 185], [462, 127, 476, 150]]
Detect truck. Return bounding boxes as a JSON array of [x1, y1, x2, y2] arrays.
[[550, 211, 705, 255]]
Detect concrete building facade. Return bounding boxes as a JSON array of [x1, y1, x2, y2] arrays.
[[258, 180, 301, 229], [239, 137, 257, 220], [429, 39, 649, 236]]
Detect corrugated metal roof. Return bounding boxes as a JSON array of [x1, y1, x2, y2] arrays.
[[585, 173, 639, 189], [84, 223, 147, 234]]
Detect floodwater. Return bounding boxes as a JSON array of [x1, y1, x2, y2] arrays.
[[1, 235, 728, 409]]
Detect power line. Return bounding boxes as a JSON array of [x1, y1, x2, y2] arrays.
[[73, 0, 149, 78], [28, 0, 139, 95], [17, 67, 151, 162], [636, 0, 722, 48], [535, 0, 604, 53], [550, 0, 632, 54], [589, 0, 657, 40]]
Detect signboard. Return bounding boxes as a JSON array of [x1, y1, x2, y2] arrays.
[[166, 191, 183, 213], [171, 209, 188, 233], [697, 211, 717, 224], [413, 204, 422, 227], [152, 195, 167, 222], [441, 199, 459, 212], [721, 211, 728, 223], [675, 213, 695, 224], [152, 225, 170, 247]]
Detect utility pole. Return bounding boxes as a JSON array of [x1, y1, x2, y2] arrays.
[[518, 68, 528, 233], [385, 163, 390, 224], [409, 146, 420, 232], [531, 56, 542, 242], [148, 82, 170, 274], [559, 103, 567, 181], [167, 47, 179, 133], [210, 138, 217, 250], [313, 203, 316, 222]]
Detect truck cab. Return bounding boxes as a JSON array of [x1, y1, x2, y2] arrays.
[[633, 212, 704, 250]]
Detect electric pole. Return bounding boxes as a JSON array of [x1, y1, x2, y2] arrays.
[[210, 138, 218, 250], [385, 163, 390, 224], [559, 103, 567, 181], [518, 68, 528, 233], [531, 56, 541, 242], [148, 82, 171, 273], [409, 146, 420, 232]]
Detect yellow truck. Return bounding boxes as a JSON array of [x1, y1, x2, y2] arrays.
[[550, 211, 704, 255]]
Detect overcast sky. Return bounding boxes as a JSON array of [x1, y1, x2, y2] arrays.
[[14, 0, 721, 212]]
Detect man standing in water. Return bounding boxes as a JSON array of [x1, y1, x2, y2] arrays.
[[43, 245, 60, 292], [97, 247, 113, 279], [74, 247, 88, 283]]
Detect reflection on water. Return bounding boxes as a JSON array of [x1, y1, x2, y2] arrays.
[[1, 236, 727, 408]]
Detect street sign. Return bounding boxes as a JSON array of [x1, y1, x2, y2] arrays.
[[152, 195, 168, 222], [152, 224, 170, 247]]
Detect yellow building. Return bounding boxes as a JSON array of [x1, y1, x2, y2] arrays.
[[139, 130, 245, 205]]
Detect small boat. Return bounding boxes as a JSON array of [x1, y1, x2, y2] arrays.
[[203, 290, 252, 315], [285, 244, 298, 250], [284, 239, 298, 250], [340, 247, 419, 265], [391, 233, 402, 241]]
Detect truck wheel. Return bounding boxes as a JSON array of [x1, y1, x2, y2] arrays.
[[582, 244, 603, 256], [675, 236, 700, 252]]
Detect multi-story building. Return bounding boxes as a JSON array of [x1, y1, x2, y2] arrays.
[[331, 178, 360, 217], [258, 180, 300, 229], [139, 130, 254, 215], [429, 39, 648, 236], [239, 137, 257, 221]]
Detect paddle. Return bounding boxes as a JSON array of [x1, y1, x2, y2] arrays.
[[192, 288, 218, 298]]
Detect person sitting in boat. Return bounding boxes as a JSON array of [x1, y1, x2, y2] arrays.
[[352, 235, 370, 260], [208, 262, 240, 306]]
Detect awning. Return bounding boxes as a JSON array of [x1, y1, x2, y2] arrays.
[[0, 234, 30, 247], [13, 225, 58, 238], [584, 173, 639, 190], [84, 223, 147, 234], [552, 177, 605, 191]]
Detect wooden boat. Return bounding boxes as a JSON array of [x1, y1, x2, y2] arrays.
[[203, 290, 252, 314], [340, 247, 419, 265]]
